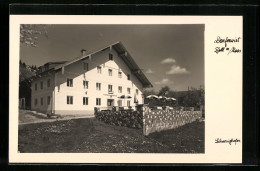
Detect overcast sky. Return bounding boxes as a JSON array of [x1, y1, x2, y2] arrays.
[[20, 24, 204, 91]]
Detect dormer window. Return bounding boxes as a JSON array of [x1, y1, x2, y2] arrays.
[[109, 53, 113, 60]]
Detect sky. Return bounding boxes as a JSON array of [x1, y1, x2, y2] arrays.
[[20, 24, 204, 91]]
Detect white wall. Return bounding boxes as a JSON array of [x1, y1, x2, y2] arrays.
[[54, 48, 144, 115]]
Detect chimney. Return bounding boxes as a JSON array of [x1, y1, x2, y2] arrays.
[[81, 49, 86, 56]]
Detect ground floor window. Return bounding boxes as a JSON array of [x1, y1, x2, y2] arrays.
[[41, 97, 43, 105], [96, 98, 101, 106], [127, 100, 131, 106], [34, 98, 37, 106], [67, 96, 73, 104], [47, 96, 51, 105], [83, 97, 88, 105], [107, 99, 114, 106]]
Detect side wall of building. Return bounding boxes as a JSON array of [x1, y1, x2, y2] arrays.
[[31, 73, 55, 114], [54, 47, 144, 115]]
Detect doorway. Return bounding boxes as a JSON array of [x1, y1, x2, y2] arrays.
[[107, 99, 114, 106]]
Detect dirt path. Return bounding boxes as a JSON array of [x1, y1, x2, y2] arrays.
[[19, 109, 94, 125]]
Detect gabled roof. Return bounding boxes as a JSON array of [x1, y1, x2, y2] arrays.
[[54, 41, 153, 88]]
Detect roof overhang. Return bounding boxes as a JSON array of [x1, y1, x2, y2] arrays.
[[54, 41, 153, 88]]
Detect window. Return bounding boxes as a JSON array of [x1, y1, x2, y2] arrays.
[[109, 53, 113, 60], [118, 100, 122, 107], [127, 74, 131, 80], [40, 81, 43, 89], [108, 84, 113, 92], [83, 63, 88, 71], [96, 83, 101, 91], [34, 98, 38, 106], [118, 72, 122, 78], [136, 89, 139, 95], [47, 96, 51, 105], [41, 97, 43, 105], [67, 78, 73, 87], [83, 80, 88, 89], [127, 100, 131, 107], [67, 96, 73, 104], [97, 66, 102, 74], [108, 69, 112, 76], [35, 83, 37, 91], [96, 98, 101, 106], [83, 97, 88, 105], [118, 86, 122, 93], [127, 88, 131, 94], [47, 79, 51, 87]]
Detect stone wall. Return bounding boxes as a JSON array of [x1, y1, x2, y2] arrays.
[[94, 106, 202, 135], [142, 106, 202, 136]]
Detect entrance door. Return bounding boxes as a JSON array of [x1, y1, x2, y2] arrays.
[[107, 99, 114, 106]]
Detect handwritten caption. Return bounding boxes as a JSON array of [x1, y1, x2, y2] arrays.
[[215, 138, 241, 145], [214, 36, 242, 55]]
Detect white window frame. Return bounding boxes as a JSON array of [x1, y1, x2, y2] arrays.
[[83, 80, 88, 89], [97, 66, 102, 74], [118, 86, 122, 93], [127, 100, 131, 107], [67, 78, 73, 87], [108, 84, 113, 92], [127, 88, 131, 94], [96, 98, 101, 106], [83, 97, 88, 105], [67, 96, 73, 104], [108, 69, 112, 76], [118, 71, 122, 78], [96, 83, 101, 91]]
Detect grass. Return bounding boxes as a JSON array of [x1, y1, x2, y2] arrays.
[[18, 118, 204, 153]]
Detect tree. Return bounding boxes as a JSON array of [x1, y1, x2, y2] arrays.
[[20, 24, 48, 47], [142, 88, 157, 98], [182, 88, 205, 108], [158, 86, 170, 96]]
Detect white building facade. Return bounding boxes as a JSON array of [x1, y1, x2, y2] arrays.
[[31, 42, 152, 116]]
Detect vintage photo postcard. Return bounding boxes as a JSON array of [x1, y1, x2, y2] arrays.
[[9, 15, 242, 163]]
